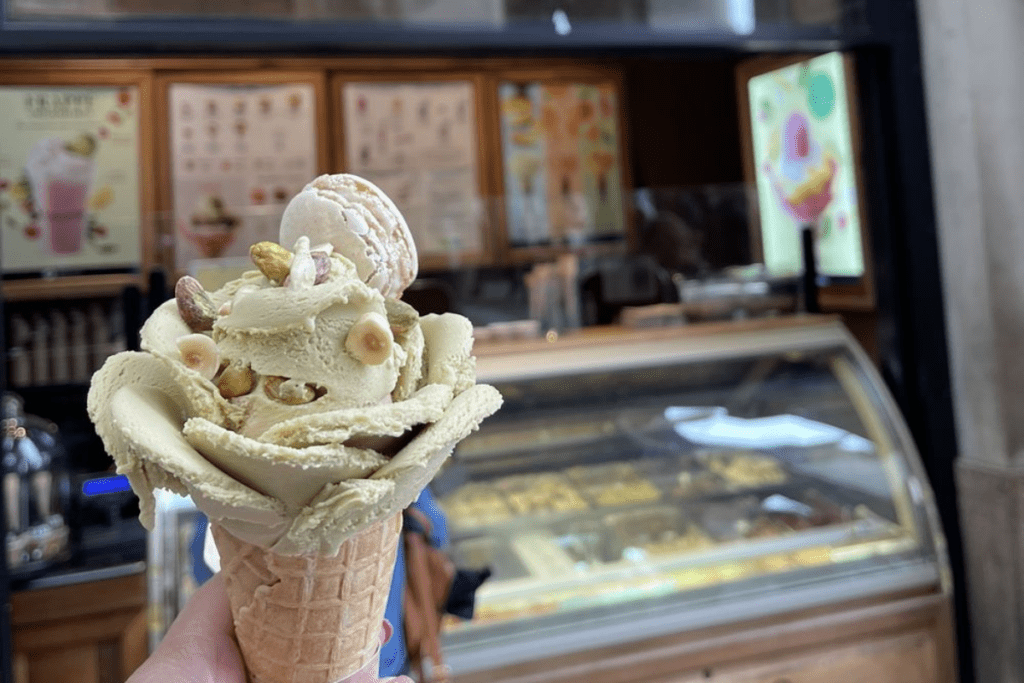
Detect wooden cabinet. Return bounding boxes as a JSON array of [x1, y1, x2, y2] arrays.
[[453, 590, 957, 683], [10, 571, 148, 683], [705, 630, 938, 683]]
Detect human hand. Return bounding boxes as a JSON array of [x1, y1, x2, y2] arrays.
[[127, 573, 246, 683]]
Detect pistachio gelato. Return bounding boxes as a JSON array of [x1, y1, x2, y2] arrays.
[[87, 174, 501, 556]]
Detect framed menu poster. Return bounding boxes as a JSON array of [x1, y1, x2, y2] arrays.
[[333, 73, 490, 268], [158, 71, 328, 277], [0, 70, 152, 276], [496, 72, 629, 250]]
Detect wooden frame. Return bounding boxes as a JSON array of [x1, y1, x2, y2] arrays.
[[0, 56, 635, 289], [0, 67, 155, 302], [153, 68, 330, 279], [487, 65, 634, 266], [736, 52, 875, 311], [330, 70, 493, 272]]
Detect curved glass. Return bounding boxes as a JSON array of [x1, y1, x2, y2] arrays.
[[437, 320, 944, 672]]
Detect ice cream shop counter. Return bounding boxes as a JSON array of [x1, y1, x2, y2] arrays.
[[439, 316, 957, 683]]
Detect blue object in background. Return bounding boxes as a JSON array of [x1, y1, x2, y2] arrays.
[[81, 474, 132, 496], [380, 488, 448, 677], [190, 513, 214, 586], [380, 539, 408, 675]]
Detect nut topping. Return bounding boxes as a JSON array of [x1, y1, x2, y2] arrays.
[[264, 376, 317, 405], [345, 312, 394, 365], [175, 276, 217, 332], [250, 241, 293, 283], [177, 334, 220, 380], [217, 364, 256, 399], [311, 251, 331, 284]]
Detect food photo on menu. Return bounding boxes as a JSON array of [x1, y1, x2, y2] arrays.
[[0, 85, 142, 275], [169, 81, 318, 280]]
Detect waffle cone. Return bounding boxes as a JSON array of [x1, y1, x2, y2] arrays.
[[212, 513, 402, 683]]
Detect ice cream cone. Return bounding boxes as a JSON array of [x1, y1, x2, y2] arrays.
[[212, 512, 402, 683]]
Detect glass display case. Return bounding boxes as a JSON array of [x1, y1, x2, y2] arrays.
[[437, 316, 950, 678]]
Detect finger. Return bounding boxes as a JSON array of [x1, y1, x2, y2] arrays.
[[164, 573, 235, 644], [128, 573, 246, 683]]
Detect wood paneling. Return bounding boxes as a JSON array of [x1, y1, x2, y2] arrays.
[[2, 273, 142, 302], [11, 572, 147, 683], [27, 646, 99, 683], [452, 590, 955, 683], [708, 631, 937, 683]]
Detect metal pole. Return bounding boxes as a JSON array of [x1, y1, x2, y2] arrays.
[[800, 225, 819, 313]]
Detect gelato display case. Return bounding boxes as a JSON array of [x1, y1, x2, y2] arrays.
[[438, 316, 955, 683]]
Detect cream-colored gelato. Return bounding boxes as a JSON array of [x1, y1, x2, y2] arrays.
[[88, 175, 501, 556]]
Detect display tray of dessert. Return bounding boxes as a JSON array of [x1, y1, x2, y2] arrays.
[[449, 534, 531, 583], [588, 484, 898, 569], [563, 460, 665, 509], [444, 486, 911, 628], [438, 470, 591, 535], [680, 449, 789, 491], [603, 505, 716, 561], [438, 481, 516, 528], [437, 451, 687, 534], [494, 472, 591, 516], [689, 485, 907, 552]]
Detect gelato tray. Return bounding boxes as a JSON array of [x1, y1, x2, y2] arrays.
[[671, 449, 789, 498], [438, 481, 514, 527], [439, 470, 590, 533], [456, 479, 896, 590], [564, 461, 663, 508], [495, 472, 590, 515], [603, 506, 715, 560], [449, 535, 531, 582]]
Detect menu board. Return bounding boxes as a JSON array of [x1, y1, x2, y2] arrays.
[[341, 80, 483, 256], [0, 85, 142, 274], [169, 82, 318, 272], [498, 80, 625, 247], [747, 52, 865, 279]]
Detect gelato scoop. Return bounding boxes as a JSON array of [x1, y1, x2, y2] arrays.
[[88, 174, 501, 556]]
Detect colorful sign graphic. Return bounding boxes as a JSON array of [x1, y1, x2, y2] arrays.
[[748, 52, 865, 278], [499, 81, 624, 247]]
